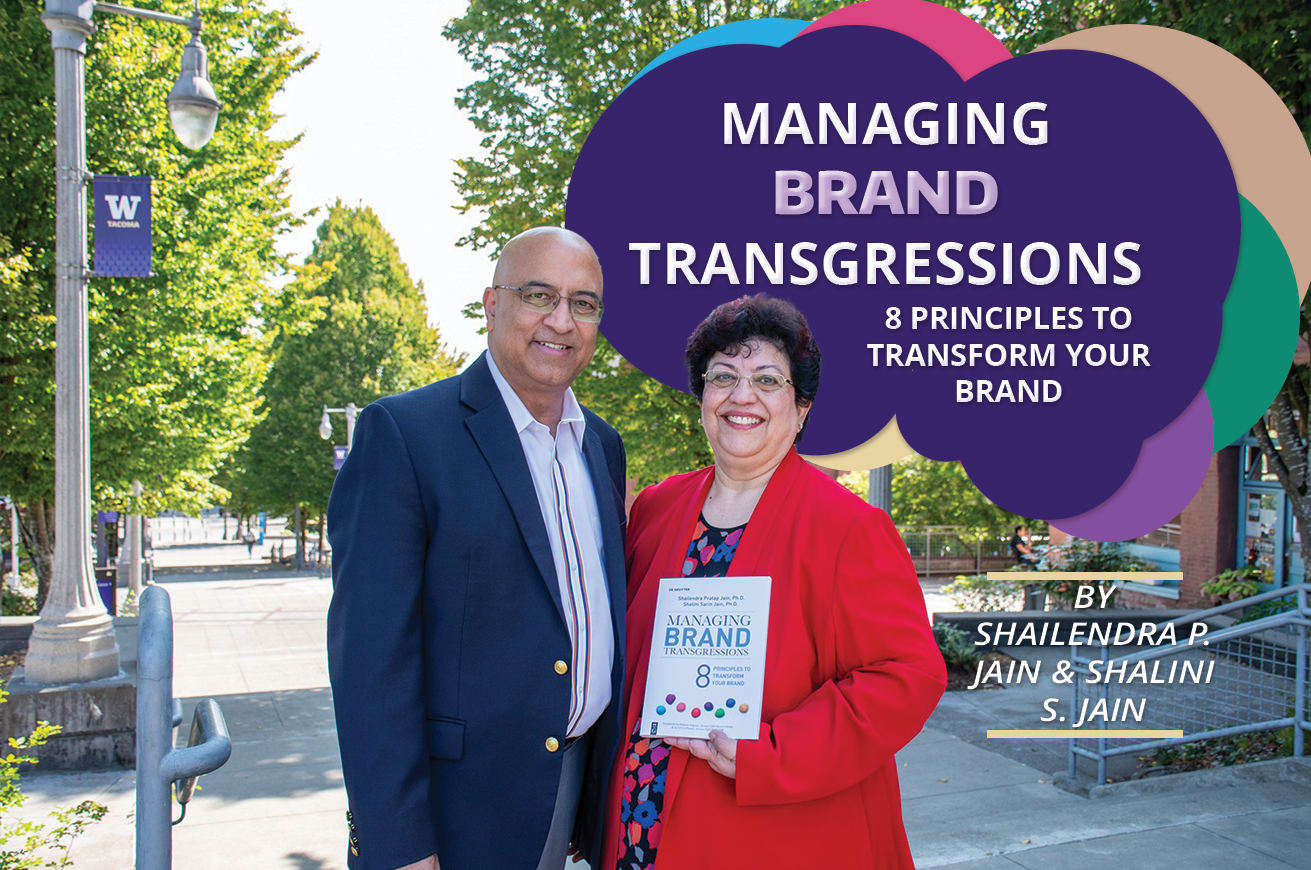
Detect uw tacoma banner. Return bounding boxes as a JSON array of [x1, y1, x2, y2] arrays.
[[93, 175, 152, 277]]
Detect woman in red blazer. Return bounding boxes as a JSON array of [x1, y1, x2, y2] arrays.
[[603, 295, 946, 870]]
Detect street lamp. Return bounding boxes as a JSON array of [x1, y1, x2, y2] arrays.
[[27, 0, 223, 686], [319, 403, 360, 453]]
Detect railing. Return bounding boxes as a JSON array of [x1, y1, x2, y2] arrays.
[[136, 585, 232, 870], [898, 526, 1040, 578], [1068, 583, 1309, 783]]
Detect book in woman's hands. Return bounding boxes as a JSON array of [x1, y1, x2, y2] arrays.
[[641, 576, 771, 740]]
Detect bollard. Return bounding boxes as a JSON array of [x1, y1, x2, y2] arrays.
[[136, 585, 232, 870]]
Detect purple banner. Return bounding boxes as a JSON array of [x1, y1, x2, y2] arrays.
[[93, 175, 153, 277], [333, 445, 349, 470]]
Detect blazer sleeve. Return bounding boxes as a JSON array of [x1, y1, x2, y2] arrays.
[[326, 402, 437, 869], [734, 508, 946, 805]]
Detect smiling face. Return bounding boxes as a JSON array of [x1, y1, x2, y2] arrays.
[[700, 340, 809, 478], [484, 228, 603, 425]]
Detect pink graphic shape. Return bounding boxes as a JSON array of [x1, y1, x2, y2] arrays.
[[798, 0, 1012, 80]]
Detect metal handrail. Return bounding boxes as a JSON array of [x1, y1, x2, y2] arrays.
[[1067, 583, 1308, 783], [136, 585, 232, 869]]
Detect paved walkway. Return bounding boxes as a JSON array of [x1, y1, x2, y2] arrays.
[[10, 540, 1309, 869]]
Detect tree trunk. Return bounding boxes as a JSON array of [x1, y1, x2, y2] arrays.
[[17, 497, 55, 609], [294, 504, 305, 570], [1251, 361, 1311, 583]]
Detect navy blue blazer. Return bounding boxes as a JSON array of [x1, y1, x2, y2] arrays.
[[327, 352, 627, 870]]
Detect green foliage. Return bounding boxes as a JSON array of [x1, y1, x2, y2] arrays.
[[837, 471, 868, 501], [1141, 727, 1293, 772], [892, 456, 1042, 531], [933, 622, 981, 670], [1237, 596, 1297, 624], [445, 1, 851, 486], [0, 2, 313, 523], [0, 589, 36, 618], [942, 573, 1025, 612], [0, 689, 108, 868], [945, 0, 1308, 150], [233, 204, 466, 517], [571, 337, 711, 487], [1035, 539, 1151, 607], [1201, 565, 1264, 602]]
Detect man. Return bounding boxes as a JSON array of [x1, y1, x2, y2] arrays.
[[1011, 525, 1036, 567], [327, 227, 627, 870]]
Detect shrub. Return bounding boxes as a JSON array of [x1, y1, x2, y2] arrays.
[[934, 622, 981, 670], [0, 689, 109, 868], [942, 573, 1025, 612], [1036, 539, 1153, 609], [1201, 566, 1263, 602]]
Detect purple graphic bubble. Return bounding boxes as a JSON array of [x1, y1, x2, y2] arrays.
[[567, 26, 1237, 519]]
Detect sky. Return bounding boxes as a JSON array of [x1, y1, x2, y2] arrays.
[[270, 0, 491, 366]]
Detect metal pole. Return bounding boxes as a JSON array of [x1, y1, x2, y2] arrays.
[[136, 585, 232, 870], [129, 480, 143, 607], [344, 402, 358, 452], [27, 0, 119, 685], [925, 527, 931, 580], [868, 465, 892, 513], [1296, 584, 1307, 757], [8, 499, 19, 592]]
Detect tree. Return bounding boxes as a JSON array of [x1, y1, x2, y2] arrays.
[[888, 456, 1041, 531], [235, 203, 465, 566], [0, 2, 312, 602], [940, 1, 1310, 576], [444, 1, 852, 488]]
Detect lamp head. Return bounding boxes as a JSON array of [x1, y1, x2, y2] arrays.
[[319, 409, 333, 441], [167, 31, 222, 150]]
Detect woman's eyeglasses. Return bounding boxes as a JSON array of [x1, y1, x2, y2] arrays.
[[702, 370, 793, 393]]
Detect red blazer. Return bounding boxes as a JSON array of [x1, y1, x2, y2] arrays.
[[603, 449, 946, 870]]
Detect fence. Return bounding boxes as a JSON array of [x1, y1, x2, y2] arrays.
[[1068, 583, 1308, 783], [897, 526, 1033, 578]]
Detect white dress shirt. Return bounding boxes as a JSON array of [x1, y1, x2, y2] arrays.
[[487, 352, 614, 737]]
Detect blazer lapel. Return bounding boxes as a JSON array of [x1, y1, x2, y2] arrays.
[[461, 353, 566, 627], [582, 426, 626, 636]]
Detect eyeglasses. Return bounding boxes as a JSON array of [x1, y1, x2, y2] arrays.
[[491, 285, 604, 323], [702, 369, 794, 394]]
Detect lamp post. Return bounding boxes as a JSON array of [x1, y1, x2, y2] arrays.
[[27, 0, 222, 685], [319, 403, 360, 454]]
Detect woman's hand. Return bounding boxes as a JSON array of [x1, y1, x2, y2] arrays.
[[664, 730, 738, 779]]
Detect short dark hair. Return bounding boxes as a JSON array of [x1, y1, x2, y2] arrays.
[[1015, 525, 1025, 534], [684, 294, 823, 443]]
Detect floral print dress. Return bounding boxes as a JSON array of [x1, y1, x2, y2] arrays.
[[616, 514, 746, 870]]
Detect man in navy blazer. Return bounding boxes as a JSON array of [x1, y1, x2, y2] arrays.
[[327, 228, 627, 870]]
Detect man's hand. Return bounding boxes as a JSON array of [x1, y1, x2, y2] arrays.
[[394, 856, 438, 870], [664, 730, 738, 779]]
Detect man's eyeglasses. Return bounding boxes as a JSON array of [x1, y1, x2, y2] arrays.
[[702, 370, 794, 394], [491, 285, 603, 323]]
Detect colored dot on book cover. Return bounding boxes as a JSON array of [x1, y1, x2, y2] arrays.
[[739, 704, 749, 713], [666, 693, 676, 704], [691, 708, 701, 718], [725, 698, 736, 707], [676, 703, 686, 712], [714, 709, 725, 718], [704, 702, 714, 711], [656, 705, 667, 715]]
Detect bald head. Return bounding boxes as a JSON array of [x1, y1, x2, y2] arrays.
[[493, 227, 602, 289], [482, 226, 604, 432]]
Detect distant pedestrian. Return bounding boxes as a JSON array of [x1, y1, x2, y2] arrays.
[[1011, 525, 1036, 567], [242, 529, 257, 559]]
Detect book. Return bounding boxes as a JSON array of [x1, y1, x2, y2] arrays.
[[640, 575, 771, 740]]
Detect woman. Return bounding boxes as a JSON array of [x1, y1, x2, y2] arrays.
[[604, 295, 945, 870]]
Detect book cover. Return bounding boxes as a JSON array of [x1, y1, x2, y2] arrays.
[[640, 575, 771, 740]]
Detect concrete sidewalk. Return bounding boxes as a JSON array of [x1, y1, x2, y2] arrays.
[[10, 546, 1310, 869]]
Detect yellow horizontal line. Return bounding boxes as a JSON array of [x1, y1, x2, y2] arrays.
[[987, 729, 1184, 739]]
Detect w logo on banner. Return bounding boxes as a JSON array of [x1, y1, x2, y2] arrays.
[[93, 175, 152, 277], [103, 195, 142, 221]]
